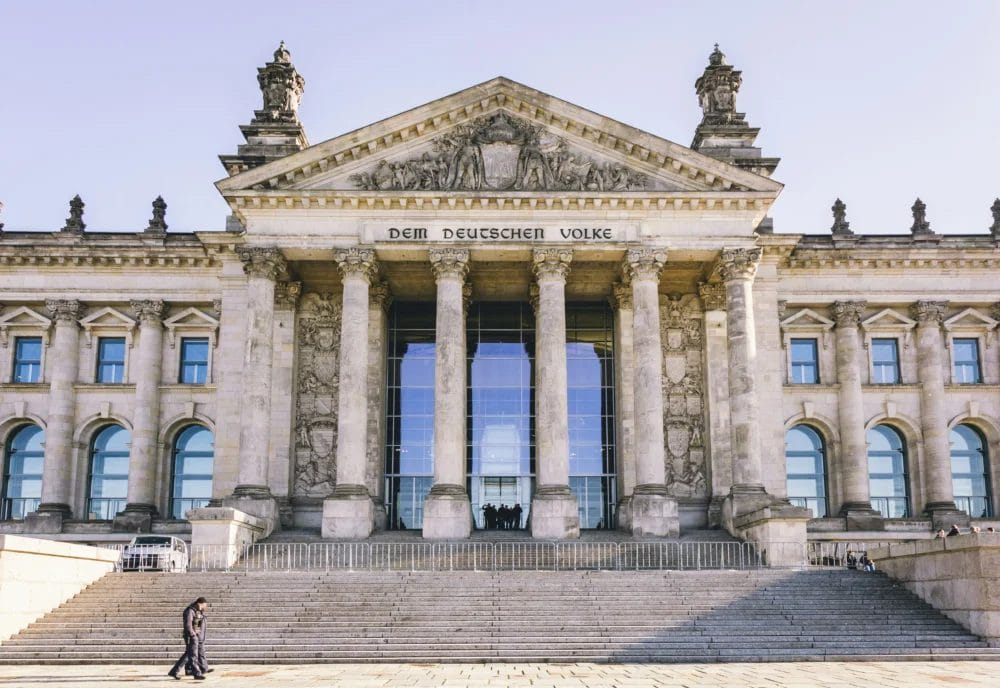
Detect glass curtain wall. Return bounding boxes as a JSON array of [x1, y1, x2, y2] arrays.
[[566, 304, 616, 529], [384, 303, 436, 529]]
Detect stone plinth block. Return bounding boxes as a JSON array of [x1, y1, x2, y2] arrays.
[[322, 494, 374, 539], [112, 504, 156, 534], [840, 504, 885, 532], [628, 492, 679, 538], [422, 489, 473, 540], [23, 508, 68, 534], [221, 491, 278, 538], [616, 496, 633, 534], [530, 488, 579, 540], [188, 506, 266, 569], [732, 503, 812, 567]]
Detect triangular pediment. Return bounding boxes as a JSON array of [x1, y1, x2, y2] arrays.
[[944, 308, 998, 330], [862, 309, 917, 330], [164, 307, 219, 329], [780, 308, 835, 330], [79, 307, 136, 329], [216, 77, 781, 197], [0, 306, 52, 329]]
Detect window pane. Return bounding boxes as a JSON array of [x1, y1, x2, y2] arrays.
[[96, 338, 126, 383], [790, 339, 819, 384], [180, 338, 210, 384], [871, 339, 900, 383], [867, 425, 909, 513], [4, 426, 45, 514], [171, 426, 214, 518], [950, 424, 991, 516], [13, 337, 43, 383], [784, 426, 826, 517]]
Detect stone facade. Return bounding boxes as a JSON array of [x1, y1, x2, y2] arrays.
[[1, 45, 998, 541]]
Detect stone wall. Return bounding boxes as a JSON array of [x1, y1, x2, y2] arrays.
[[0, 535, 118, 642]]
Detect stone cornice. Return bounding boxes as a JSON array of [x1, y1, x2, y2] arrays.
[[783, 250, 1000, 271], [0, 252, 218, 268], [429, 248, 470, 281]]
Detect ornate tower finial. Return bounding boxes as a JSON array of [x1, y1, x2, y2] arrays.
[[708, 43, 726, 66], [695, 44, 742, 125], [990, 198, 1000, 236], [910, 197, 933, 235], [146, 196, 168, 233], [62, 195, 85, 233], [256, 41, 305, 123], [831, 198, 852, 235]]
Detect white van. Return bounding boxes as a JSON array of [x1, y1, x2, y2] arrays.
[[119, 535, 189, 572]]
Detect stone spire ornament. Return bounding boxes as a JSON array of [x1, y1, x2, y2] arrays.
[[910, 198, 933, 235], [0, 200, 5, 231], [62, 195, 85, 233], [695, 44, 743, 126], [256, 41, 305, 124], [990, 198, 1000, 237], [146, 196, 168, 233], [831, 198, 852, 235]]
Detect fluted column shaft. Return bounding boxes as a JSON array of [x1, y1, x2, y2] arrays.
[[831, 301, 873, 513], [627, 250, 668, 492], [912, 301, 957, 512], [126, 300, 165, 512], [234, 247, 285, 493], [430, 249, 469, 490], [333, 248, 376, 494], [38, 300, 81, 514], [719, 248, 763, 487]]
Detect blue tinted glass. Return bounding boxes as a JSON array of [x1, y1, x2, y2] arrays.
[[97, 338, 126, 383], [790, 339, 817, 364], [13, 337, 43, 383], [4, 426, 45, 506], [171, 426, 214, 518], [180, 338, 209, 384]]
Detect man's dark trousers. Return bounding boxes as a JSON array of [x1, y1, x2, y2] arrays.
[[170, 634, 202, 678]]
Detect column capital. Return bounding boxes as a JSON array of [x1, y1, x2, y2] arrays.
[[532, 248, 572, 281], [717, 247, 762, 282], [429, 248, 470, 281], [335, 247, 377, 282], [237, 246, 287, 280], [609, 282, 633, 310], [698, 283, 727, 311], [624, 248, 666, 282], [45, 299, 81, 322], [911, 300, 948, 325], [831, 300, 867, 327], [130, 299, 166, 324], [370, 280, 393, 311], [275, 281, 302, 309]]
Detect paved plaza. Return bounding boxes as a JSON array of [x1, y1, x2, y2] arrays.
[[0, 662, 997, 687]]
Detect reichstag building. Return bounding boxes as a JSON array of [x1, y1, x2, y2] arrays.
[[1, 44, 998, 542]]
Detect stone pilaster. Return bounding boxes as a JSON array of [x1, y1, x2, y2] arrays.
[[699, 282, 732, 527], [27, 299, 82, 532], [367, 281, 391, 531], [831, 300, 881, 529], [423, 249, 473, 539], [911, 301, 967, 529], [225, 247, 285, 533], [609, 282, 637, 532], [270, 281, 301, 528], [624, 249, 678, 537], [114, 299, 166, 532], [323, 247, 378, 538], [717, 248, 772, 522], [530, 248, 579, 539]]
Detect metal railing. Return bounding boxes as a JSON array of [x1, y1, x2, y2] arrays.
[[0, 497, 40, 520], [806, 540, 895, 567], [86, 498, 126, 521]]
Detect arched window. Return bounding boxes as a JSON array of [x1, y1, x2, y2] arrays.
[[2, 425, 44, 520], [785, 425, 828, 517], [88, 425, 130, 520], [867, 425, 909, 518], [951, 424, 992, 518], [171, 426, 214, 519]]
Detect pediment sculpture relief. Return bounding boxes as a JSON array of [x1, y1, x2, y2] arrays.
[[349, 112, 648, 192]]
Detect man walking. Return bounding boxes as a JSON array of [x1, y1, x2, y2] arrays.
[[168, 597, 209, 680]]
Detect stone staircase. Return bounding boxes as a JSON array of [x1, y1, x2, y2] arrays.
[[1, 568, 999, 663]]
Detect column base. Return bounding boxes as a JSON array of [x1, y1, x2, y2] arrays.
[[221, 486, 278, 539], [626, 485, 679, 538], [112, 503, 158, 533], [530, 485, 579, 540], [925, 502, 971, 531], [838, 502, 884, 531], [616, 495, 633, 533], [24, 503, 71, 534], [321, 484, 374, 539], [721, 484, 776, 538], [422, 484, 472, 540]]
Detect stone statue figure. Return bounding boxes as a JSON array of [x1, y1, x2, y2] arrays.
[[515, 138, 550, 190], [694, 44, 743, 124], [990, 198, 1000, 236], [448, 140, 484, 190], [831, 198, 852, 235], [911, 198, 932, 234], [256, 41, 305, 121]]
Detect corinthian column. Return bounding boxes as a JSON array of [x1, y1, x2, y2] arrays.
[[530, 248, 579, 539], [609, 283, 637, 532], [624, 249, 678, 537], [28, 299, 82, 532], [911, 300, 965, 528], [423, 248, 472, 539], [831, 300, 881, 528], [115, 299, 165, 531], [233, 247, 285, 497], [718, 248, 773, 519], [323, 247, 378, 538]]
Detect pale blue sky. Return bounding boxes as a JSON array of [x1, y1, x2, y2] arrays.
[[1, 1, 998, 235]]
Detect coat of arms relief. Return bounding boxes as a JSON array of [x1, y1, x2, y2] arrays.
[[348, 112, 651, 192], [660, 294, 708, 498], [293, 293, 342, 498]]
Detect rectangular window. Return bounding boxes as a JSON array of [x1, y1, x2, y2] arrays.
[[953, 338, 982, 384], [12, 337, 43, 383], [871, 338, 900, 384], [96, 337, 126, 383], [179, 338, 209, 384], [789, 338, 819, 384]]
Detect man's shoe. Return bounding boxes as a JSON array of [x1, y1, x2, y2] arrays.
[[193, 676, 206, 681], [167, 671, 181, 680], [204, 669, 214, 673]]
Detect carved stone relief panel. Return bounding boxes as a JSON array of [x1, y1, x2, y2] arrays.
[[660, 294, 707, 498], [293, 292, 342, 498]]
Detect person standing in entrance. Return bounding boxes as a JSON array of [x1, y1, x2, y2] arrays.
[[168, 597, 209, 680]]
